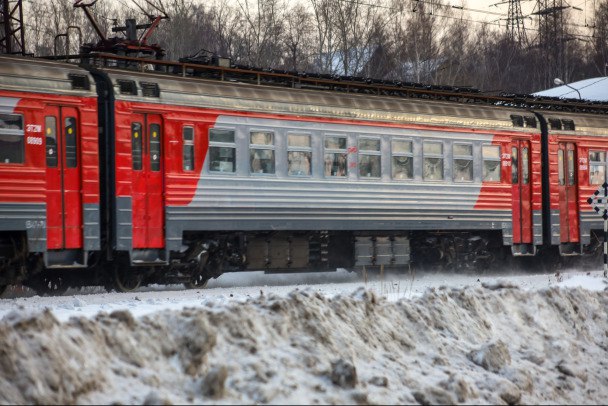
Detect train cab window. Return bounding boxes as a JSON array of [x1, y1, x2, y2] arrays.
[[482, 145, 501, 182], [65, 117, 77, 168], [453, 144, 473, 182], [250, 131, 275, 174], [324, 136, 347, 177], [392, 139, 413, 180], [0, 113, 24, 164], [287, 133, 311, 176], [423, 141, 444, 181], [45, 117, 58, 168], [149, 124, 161, 172], [589, 151, 606, 185], [132, 122, 143, 170], [209, 128, 236, 173], [183, 126, 195, 171], [358, 138, 381, 178]]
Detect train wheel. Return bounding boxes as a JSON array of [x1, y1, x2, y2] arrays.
[[184, 273, 209, 289], [114, 267, 142, 292], [32, 275, 68, 296], [0, 284, 7, 297]]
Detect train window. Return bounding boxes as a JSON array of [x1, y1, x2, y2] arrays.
[[567, 149, 575, 185], [510, 115, 524, 127], [65, 117, 77, 168], [117, 79, 137, 95], [250, 131, 275, 174], [562, 119, 575, 131], [358, 138, 381, 178], [68, 73, 90, 90], [392, 139, 413, 180], [524, 116, 537, 128], [0, 113, 24, 164], [209, 129, 236, 173], [287, 134, 311, 176], [149, 124, 161, 172], [132, 122, 143, 171], [549, 118, 562, 130], [183, 126, 195, 171], [482, 145, 501, 182], [423, 141, 443, 181], [511, 147, 518, 184], [324, 136, 347, 177], [589, 151, 605, 185], [558, 149, 565, 186], [140, 82, 160, 97], [522, 147, 529, 184], [453, 144, 473, 182], [45, 116, 57, 168]]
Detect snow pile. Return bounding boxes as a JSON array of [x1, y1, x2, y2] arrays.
[[1, 285, 607, 404]]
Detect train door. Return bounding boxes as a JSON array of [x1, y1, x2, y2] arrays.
[[45, 106, 83, 249], [131, 113, 165, 249], [511, 140, 533, 244], [557, 142, 579, 243]]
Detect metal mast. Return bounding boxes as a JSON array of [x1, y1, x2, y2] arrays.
[[0, 0, 25, 55], [533, 0, 569, 85], [507, 0, 528, 45]]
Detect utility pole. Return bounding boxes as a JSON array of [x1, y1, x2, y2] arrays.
[[0, 0, 25, 55], [533, 0, 569, 87], [507, 0, 528, 45]]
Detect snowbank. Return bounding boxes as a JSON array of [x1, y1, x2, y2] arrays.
[[1, 285, 607, 404]]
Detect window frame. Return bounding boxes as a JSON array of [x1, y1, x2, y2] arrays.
[[324, 134, 348, 178], [482, 144, 501, 183], [287, 132, 312, 177], [391, 138, 414, 181], [0, 113, 25, 165], [357, 136, 382, 179], [589, 150, 606, 185], [208, 128, 237, 174], [249, 130, 275, 175], [452, 143, 474, 183], [422, 140, 444, 181], [182, 126, 195, 172]]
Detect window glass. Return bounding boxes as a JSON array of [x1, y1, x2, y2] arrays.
[[511, 147, 518, 184], [209, 129, 236, 173], [482, 145, 501, 182], [558, 149, 565, 186], [149, 123, 161, 172], [590, 150, 606, 185], [522, 147, 529, 185], [132, 122, 143, 170], [65, 117, 77, 168], [288, 133, 311, 176], [423, 141, 443, 181], [392, 139, 413, 180], [358, 138, 381, 178], [0, 114, 24, 164], [250, 131, 273, 145], [45, 116, 57, 168], [453, 143, 473, 182], [567, 149, 575, 186], [324, 136, 347, 177], [183, 126, 194, 171]]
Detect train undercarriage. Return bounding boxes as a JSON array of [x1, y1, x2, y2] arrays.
[[4, 228, 598, 296]]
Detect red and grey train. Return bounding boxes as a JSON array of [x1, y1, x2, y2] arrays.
[[0, 54, 606, 294]]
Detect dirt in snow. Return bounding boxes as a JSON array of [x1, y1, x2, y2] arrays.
[[1, 284, 607, 405]]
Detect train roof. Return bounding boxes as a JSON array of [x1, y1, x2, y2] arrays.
[[0, 55, 96, 97]]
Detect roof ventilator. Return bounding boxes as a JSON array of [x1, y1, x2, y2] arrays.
[[140, 82, 160, 97], [117, 79, 137, 95], [68, 73, 90, 90], [510, 114, 524, 127]]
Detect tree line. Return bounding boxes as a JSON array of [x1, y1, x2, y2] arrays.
[[23, 0, 608, 94]]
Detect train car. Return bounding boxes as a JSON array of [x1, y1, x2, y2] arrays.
[[0, 56, 99, 294], [87, 59, 549, 289]]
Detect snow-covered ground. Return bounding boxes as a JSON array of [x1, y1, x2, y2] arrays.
[[1, 268, 607, 404]]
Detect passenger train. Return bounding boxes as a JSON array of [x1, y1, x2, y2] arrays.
[[0, 53, 607, 294]]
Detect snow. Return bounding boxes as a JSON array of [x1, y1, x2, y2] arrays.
[[533, 77, 608, 101], [0, 268, 607, 404]]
